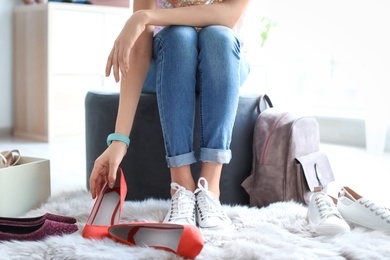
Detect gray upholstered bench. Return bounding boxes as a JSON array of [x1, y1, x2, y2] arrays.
[[85, 91, 258, 205]]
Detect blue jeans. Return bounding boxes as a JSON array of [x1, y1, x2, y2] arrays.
[[143, 25, 250, 168]]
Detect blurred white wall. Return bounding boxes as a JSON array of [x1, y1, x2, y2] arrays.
[[0, 0, 23, 135], [242, 0, 390, 152]]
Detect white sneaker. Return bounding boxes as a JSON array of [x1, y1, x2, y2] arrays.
[[337, 186, 390, 232], [307, 190, 350, 235], [195, 177, 232, 229], [163, 183, 196, 226]]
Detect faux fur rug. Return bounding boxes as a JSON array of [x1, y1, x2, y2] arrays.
[[1, 189, 390, 260]]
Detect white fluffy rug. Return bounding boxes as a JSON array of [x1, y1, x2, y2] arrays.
[[1, 189, 390, 260]]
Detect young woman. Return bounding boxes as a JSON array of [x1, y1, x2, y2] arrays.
[[89, 0, 251, 229]]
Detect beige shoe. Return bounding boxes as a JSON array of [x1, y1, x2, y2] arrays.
[[337, 186, 390, 232], [0, 150, 21, 168], [0, 153, 7, 168]]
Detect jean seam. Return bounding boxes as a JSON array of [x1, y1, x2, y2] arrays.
[[198, 62, 204, 148], [155, 37, 172, 157]]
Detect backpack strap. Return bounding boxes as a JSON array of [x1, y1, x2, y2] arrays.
[[256, 94, 273, 114]]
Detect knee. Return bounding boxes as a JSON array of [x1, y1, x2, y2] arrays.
[[156, 26, 198, 54], [199, 26, 240, 54]]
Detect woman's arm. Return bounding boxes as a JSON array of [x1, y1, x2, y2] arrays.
[[109, 0, 250, 81], [142, 0, 250, 29], [110, 0, 155, 137], [89, 0, 155, 197], [106, 0, 155, 83]]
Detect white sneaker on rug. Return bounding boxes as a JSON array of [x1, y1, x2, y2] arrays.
[[195, 177, 232, 229], [307, 190, 350, 235], [163, 182, 196, 226], [337, 186, 390, 232]]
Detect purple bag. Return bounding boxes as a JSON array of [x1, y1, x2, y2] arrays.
[[241, 95, 335, 207]]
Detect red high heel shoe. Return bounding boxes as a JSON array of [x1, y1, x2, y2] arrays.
[[108, 222, 204, 259], [82, 168, 127, 239]]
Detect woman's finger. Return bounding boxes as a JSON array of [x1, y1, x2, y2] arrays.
[[117, 44, 129, 80], [122, 47, 131, 78], [105, 48, 114, 77], [90, 163, 106, 199], [112, 43, 120, 83], [108, 164, 119, 189]]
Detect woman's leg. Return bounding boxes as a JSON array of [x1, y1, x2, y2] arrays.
[[151, 26, 199, 191], [151, 26, 199, 225], [194, 25, 250, 229], [197, 25, 250, 196]]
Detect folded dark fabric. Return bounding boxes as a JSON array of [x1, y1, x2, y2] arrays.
[[0, 213, 77, 226], [0, 219, 78, 241]]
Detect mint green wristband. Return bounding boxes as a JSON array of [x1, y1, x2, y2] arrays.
[[107, 133, 130, 148]]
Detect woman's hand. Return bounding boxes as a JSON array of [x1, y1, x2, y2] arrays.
[[105, 10, 148, 82], [89, 142, 127, 199]]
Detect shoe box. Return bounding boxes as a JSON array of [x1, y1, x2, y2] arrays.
[[0, 156, 51, 217]]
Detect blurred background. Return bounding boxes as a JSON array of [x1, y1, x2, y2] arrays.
[[242, 0, 390, 154], [1, 0, 389, 153]]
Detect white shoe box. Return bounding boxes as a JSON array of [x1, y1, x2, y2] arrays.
[[0, 156, 51, 217]]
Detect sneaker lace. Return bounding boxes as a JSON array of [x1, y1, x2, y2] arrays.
[[315, 194, 340, 219], [195, 178, 226, 220], [360, 199, 390, 222], [168, 183, 195, 222]]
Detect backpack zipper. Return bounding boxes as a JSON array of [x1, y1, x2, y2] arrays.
[[260, 112, 288, 164]]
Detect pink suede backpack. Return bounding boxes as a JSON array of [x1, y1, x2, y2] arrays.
[[241, 95, 335, 207]]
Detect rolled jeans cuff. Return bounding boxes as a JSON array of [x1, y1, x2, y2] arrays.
[[200, 148, 232, 164], [166, 151, 197, 168]]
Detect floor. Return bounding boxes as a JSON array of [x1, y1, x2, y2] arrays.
[[1, 135, 389, 207]]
